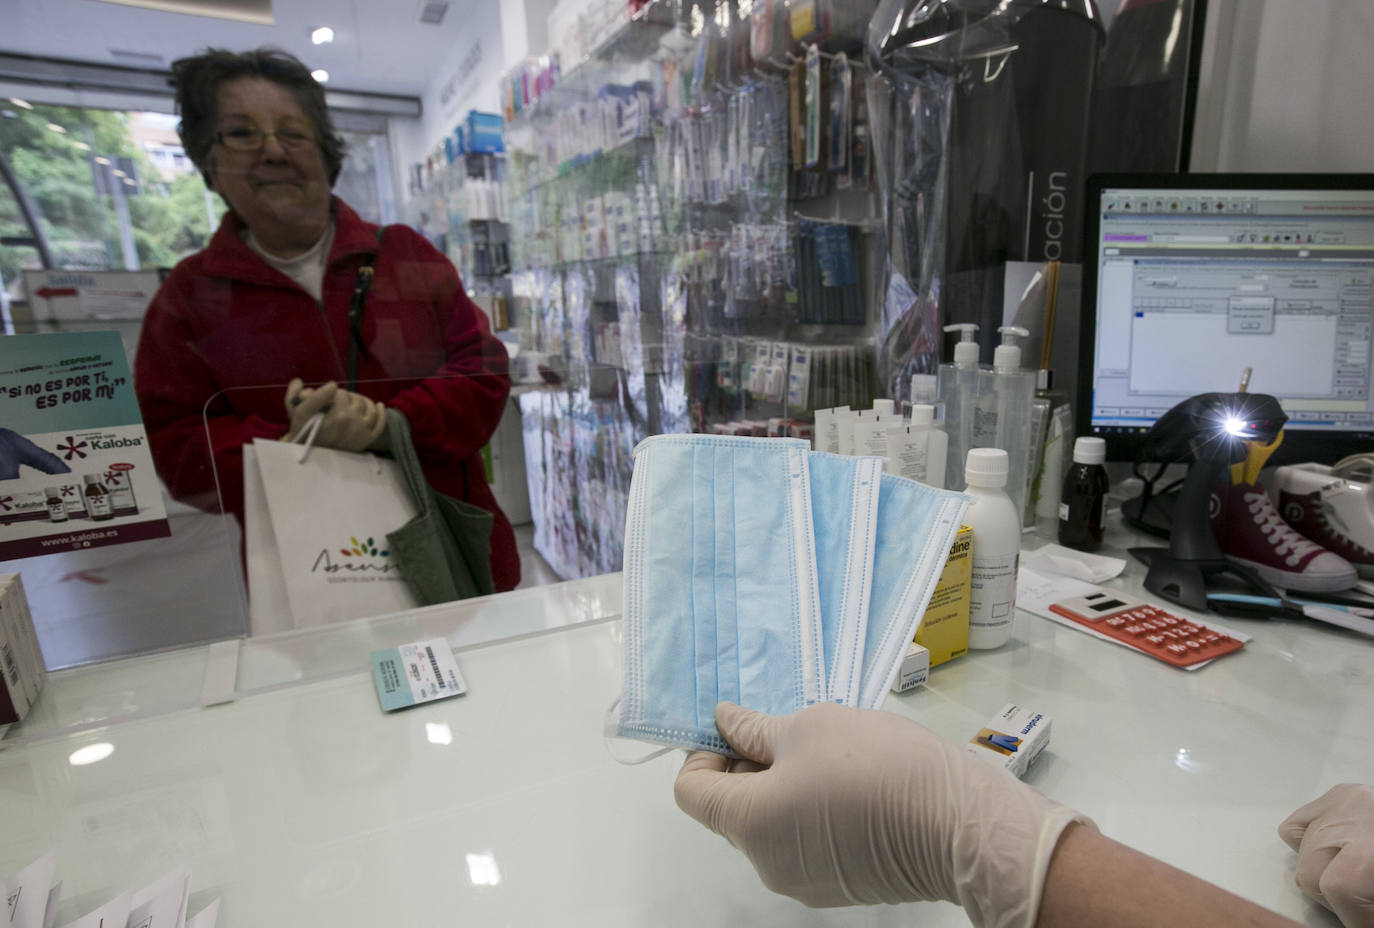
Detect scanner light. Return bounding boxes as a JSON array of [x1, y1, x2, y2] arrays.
[[1222, 416, 1250, 437]]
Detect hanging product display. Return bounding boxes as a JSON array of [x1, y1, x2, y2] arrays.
[[866, 0, 1102, 398], [495, 0, 882, 578]]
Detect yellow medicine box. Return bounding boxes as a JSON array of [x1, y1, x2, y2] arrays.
[[914, 523, 972, 667]]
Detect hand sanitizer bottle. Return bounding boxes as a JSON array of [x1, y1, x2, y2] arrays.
[[972, 326, 1035, 518], [938, 324, 980, 491]]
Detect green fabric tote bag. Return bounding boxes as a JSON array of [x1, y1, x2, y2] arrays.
[[384, 408, 496, 603]]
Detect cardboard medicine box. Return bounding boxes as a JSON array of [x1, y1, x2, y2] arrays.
[[914, 523, 972, 666]]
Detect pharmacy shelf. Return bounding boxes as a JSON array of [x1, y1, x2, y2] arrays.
[[505, 0, 676, 130]]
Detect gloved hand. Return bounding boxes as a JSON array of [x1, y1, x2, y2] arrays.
[[1279, 784, 1374, 928], [283, 378, 387, 451], [674, 702, 1092, 928]]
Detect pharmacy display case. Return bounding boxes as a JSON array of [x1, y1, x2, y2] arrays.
[[501, 0, 887, 578]]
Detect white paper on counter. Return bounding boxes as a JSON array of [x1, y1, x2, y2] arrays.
[[1017, 565, 1250, 670], [128, 866, 191, 928], [1023, 544, 1127, 583], [2, 850, 58, 928], [57, 891, 129, 928], [42, 883, 61, 928], [185, 898, 219, 928]]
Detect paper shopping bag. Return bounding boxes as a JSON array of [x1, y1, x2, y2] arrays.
[[244, 442, 295, 637], [246, 437, 420, 630]]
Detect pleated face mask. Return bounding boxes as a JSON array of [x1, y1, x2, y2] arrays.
[[807, 451, 883, 707], [856, 474, 969, 708], [617, 434, 824, 754]]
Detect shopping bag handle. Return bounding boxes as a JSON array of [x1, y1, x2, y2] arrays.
[[291, 412, 325, 464], [287, 412, 381, 473]]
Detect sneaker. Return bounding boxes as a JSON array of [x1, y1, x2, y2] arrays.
[[1209, 481, 1356, 592], [1275, 461, 1374, 578]]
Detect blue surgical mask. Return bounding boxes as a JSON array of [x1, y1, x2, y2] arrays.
[[807, 451, 883, 706], [617, 434, 825, 754], [857, 474, 969, 707]]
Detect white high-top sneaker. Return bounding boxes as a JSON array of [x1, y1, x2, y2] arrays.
[[1275, 460, 1374, 578]]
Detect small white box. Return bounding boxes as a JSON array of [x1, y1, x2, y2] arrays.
[[890, 642, 930, 693], [966, 703, 1051, 779]]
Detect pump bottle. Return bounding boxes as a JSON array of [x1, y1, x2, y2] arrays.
[[963, 448, 1021, 649], [938, 323, 980, 491], [973, 326, 1035, 518]]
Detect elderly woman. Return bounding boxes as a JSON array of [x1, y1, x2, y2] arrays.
[[134, 47, 519, 591]]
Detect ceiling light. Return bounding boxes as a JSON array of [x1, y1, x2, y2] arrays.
[[95, 156, 111, 165], [10, 97, 33, 109], [311, 69, 330, 83], [73, 141, 92, 151], [46, 123, 67, 134], [311, 26, 335, 45]]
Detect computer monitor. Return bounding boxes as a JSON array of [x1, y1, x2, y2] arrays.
[[1077, 173, 1374, 466]]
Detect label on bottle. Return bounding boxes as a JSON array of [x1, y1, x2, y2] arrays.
[[969, 552, 1018, 630], [890, 429, 928, 482], [1058, 501, 1070, 521], [84, 485, 114, 519], [46, 499, 68, 523]]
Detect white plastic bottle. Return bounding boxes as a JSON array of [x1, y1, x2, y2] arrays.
[[917, 404, 948, 489], [853, 412, 897, 461], [963, 448, 1021, 649]]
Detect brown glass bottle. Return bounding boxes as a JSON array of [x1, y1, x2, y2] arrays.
[[83, 474, 114, 521], [1058, 437, 1109, 550]]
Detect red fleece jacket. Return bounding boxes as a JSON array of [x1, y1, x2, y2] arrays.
[[134, 198, 519, 592]]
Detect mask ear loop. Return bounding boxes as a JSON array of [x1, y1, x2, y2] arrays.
[[601, 698, 674, 766]]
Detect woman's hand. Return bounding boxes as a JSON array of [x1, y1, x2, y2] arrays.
[[283, 378, 387, 451]]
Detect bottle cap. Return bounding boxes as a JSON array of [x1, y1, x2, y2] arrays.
[[910, 373, 938, 404], [1073, 436, 1107, 465], [964, 448, 1009, 488], [872, 398, 895, 418], [910, 404, 934, 426], [45, 486, 59, 496], [83, 474, 99, 484]]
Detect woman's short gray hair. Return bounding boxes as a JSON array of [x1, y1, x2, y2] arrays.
[[171, 46, 346, 187]]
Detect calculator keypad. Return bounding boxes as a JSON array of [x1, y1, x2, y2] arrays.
[[1049, 602, 1244, 668]]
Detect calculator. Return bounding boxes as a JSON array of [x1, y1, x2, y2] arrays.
[[1049, 590, 1245, 668]]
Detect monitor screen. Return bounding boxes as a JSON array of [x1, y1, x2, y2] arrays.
[[1078, 173, 1374, 464]]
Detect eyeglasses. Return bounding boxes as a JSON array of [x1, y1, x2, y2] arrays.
[[214, 126, 317, 152]]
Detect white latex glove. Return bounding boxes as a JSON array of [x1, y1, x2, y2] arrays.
[[1279, 784, 1374, 928], [283, 378, 386, 451], [674, 702, 1092, 928]]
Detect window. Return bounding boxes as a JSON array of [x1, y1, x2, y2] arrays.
[[1, 103, 393, 282]]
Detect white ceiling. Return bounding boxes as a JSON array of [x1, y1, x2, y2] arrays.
[[0, 0, 484, 98]]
